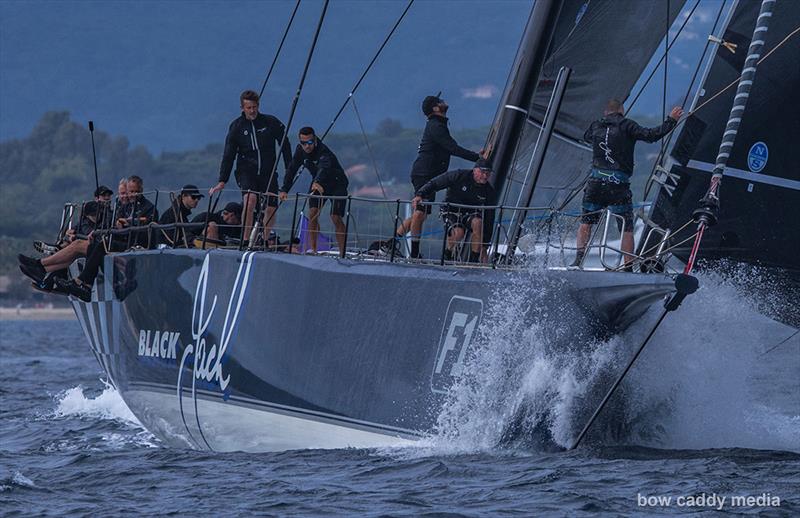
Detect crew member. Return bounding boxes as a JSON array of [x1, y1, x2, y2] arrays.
[[58, 175, 157, 302], [573, 99, 683, 269], [191, 202, 243, 243], [157, 184, 203, 247], [413, 158, 495, 263], [18, 186, 114, 290], [210, 89, 292, 247], [279, 127, 349, 255], [396, 94, 481, 258]]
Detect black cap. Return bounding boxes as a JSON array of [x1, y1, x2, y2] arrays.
[[94, 185, 113, 197], [222, 202, 242, 217], [422, 94, 442, 116], [180, 184, 204, 198], [474, 157, 493, 171]]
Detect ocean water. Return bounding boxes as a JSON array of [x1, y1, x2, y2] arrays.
[[1, 270, 799, 516]]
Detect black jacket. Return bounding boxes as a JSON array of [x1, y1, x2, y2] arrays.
[[281, 140, 348, 193], [158, 200, 193, 246], [583, 113, 676, 174], [218, 113, 293, 183], [410, 116, 480, 180], [417, 169, 495, 208]]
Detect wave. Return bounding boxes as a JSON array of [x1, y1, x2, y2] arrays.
[[422, 265, 799, 455]]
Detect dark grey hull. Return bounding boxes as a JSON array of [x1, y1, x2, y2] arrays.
[[70, 249, 676, 452]]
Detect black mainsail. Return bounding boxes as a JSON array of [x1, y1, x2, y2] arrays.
[[487, 0, 687, 217]]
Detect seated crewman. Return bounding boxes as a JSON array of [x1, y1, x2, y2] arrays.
[[412, 158, 496, 263], [57, 175, 157, 302], [18, 186, 114, 292], [279, 126, 349, 255], [190, 202, 243, 243], [157, 184, 203, 247]]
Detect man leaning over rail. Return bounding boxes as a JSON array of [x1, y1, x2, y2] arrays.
[[279, 126, 349, 254], [573, 99, 682, 270], [412, 158, 496, 264], [210, 89, 292, 247]]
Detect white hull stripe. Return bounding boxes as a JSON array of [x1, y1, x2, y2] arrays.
[[687, 160, 800, 190]]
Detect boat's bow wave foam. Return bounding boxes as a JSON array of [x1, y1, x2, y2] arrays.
[[46, 380, 160, 450], [417, 265, 799, 455]]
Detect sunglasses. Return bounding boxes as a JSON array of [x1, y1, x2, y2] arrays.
[[190, 195, 202, 200], [300, 139, 315, 146]]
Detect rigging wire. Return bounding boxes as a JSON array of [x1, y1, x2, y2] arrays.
[[641, 0, 729, 201], [351, 97, 392, 208], [626, 0, 702, 114], [258, 0, 302, 98], [320, 0, 414, 139], [256, 0, 330, 245], [762, 329, 800, 355]]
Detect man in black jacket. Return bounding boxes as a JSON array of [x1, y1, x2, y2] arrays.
[[58, 176, 158, 302], [280, 127, 349, 254], [210, 89, 292, 246], [396, 94, 481, 258], [157, 184, 203, 247], [573, 99, 682, 268], [413, 158, 495, 263]]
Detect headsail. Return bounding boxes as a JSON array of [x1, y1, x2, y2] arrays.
[[647, 0, 800, 272]]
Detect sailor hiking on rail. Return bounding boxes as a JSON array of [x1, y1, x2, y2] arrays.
[[395, 93, 481, 258], [210, 89, 293, 247], [573, 99, 683, 269]]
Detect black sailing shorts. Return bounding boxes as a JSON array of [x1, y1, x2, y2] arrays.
[[441, 207, 482, 233], [581, 178, 634, 229], [411, 175, 435, 214], [235, 171, 279, 207], [308, 183, 348, 217]]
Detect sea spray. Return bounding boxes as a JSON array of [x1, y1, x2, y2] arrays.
[[429, 268, 631, 452], [428, 263, 798, 454]]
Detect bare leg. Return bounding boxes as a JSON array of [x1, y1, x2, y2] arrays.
[[41, 240, 88, 271], [205, 222, 220, 241], [262, 205, 277, 246], [576, 223, 592, 254], [396, 216, 412, 237], [410, 210, 427, 239], [447, 227, 465, 251], [242, 192, 258, 242], [621, 231, 635, 265], [308, 207, 320, 253], [331, 214, 346, 257], [470, 217, 486, 262]]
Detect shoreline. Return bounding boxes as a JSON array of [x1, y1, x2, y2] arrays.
[[0, 306, 74, 321]]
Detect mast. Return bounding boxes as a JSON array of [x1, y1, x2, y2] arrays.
[[485, 0, 563, 200]]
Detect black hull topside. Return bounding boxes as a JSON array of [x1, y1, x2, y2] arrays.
[[70, 249, 677, 452]]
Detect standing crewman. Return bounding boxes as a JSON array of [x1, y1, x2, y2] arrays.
[[210, 89, 292, 247], [395, 94, 481, 258], [573, 99, 683, 269], [413, 158, 495, 263], [279, 127, 349, 255]]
